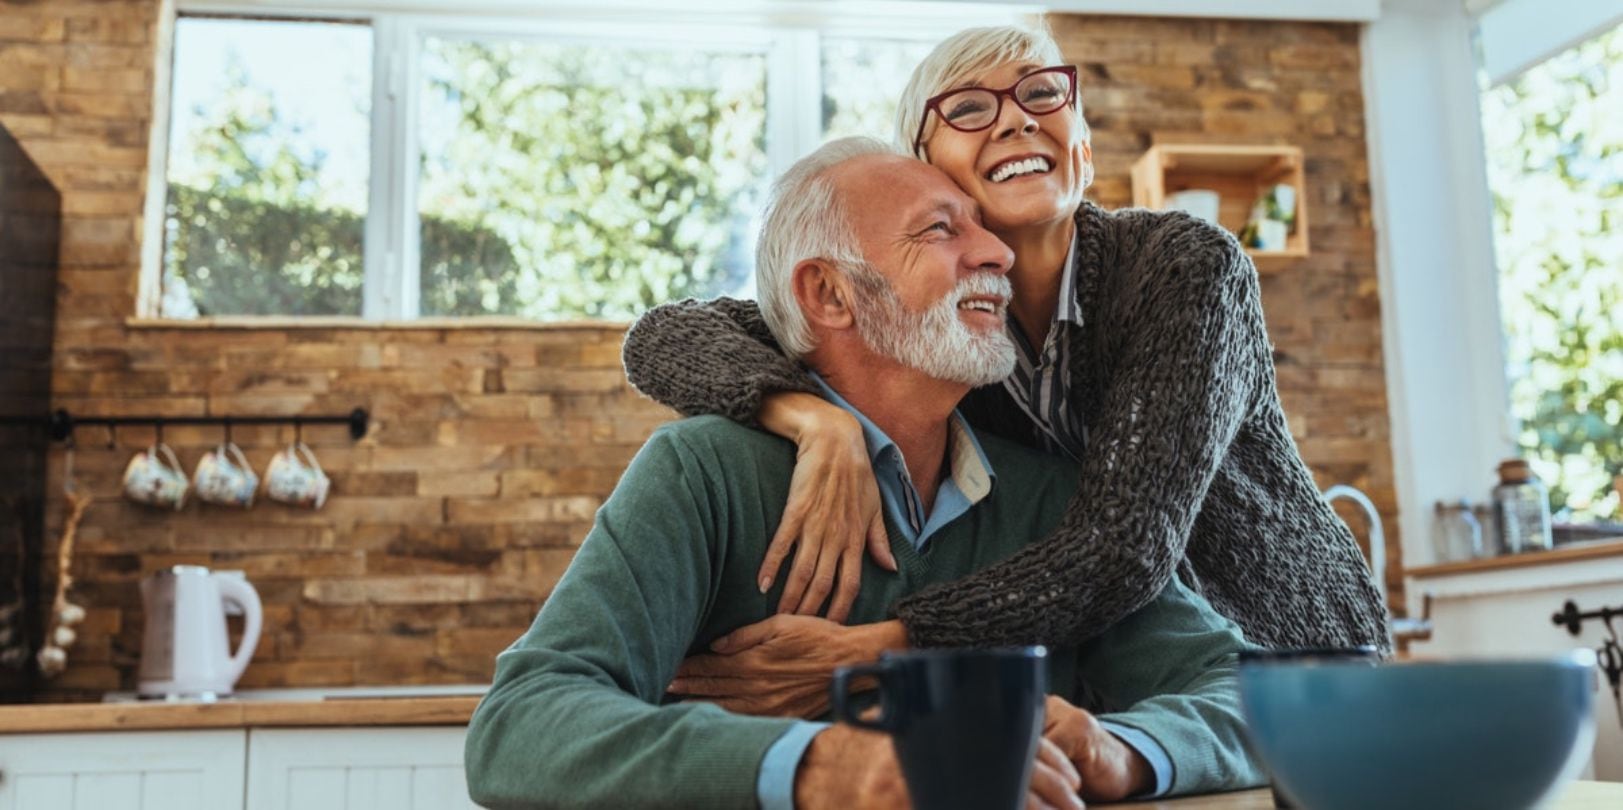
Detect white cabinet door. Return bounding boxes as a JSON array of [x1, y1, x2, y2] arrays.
[[0, 729, 246, 810], [245, 727, 478, 810], [1409, 561, 1623, 781]]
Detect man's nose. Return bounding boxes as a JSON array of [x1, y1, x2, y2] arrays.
[[965, 225, 1014, 276]]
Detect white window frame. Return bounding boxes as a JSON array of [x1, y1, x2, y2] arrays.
[[145, 0, 1028, 321], [1364, 0, 1623, 584]]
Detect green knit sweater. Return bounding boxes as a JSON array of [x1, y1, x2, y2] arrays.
[[464, 416, 1265, 809]]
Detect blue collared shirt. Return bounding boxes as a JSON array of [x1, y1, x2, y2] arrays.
[[810, 373, 994, 551], [755, 376, 1171, 808]]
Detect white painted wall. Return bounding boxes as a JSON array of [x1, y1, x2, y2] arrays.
[[1362, 0, 1516, 580]]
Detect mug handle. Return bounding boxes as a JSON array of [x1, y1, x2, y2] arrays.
[[831, 661, 900, 733], [292, 441, 324, 476], [224, 441, 252, 473], [155, 442, 183, 473]]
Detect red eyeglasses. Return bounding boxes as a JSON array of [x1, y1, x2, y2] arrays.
[[912, 65, 1079, 156]]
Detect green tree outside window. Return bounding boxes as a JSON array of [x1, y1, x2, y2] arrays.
[[1480, 21, 1623, 523]]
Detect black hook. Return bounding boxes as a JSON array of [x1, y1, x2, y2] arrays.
[[47, 409, 73, 442], [348, 407, 368, 441], [224, 416, 233, 446]]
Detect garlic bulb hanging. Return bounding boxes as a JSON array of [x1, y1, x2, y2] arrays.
[[57, 602, 86, 626], [38, 480, 92, 680], [37, 644, 67, 676]]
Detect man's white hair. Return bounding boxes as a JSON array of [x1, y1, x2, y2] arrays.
[[756, 135, 902, 359], [894, 23, 1089, 159]]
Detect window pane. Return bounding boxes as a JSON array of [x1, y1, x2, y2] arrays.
[[821, 38, 937, 143], [1480, 21, 1623, 524], [417, 36, 767, 320], [162, 17, 371, 317]]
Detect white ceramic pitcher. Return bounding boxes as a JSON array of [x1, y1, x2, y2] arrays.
[[138, 565, 263, 700]]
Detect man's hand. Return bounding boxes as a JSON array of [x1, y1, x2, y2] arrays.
[[795, 725, 1085, 810], [794, 725, 910, 810], [669, 616, 906, 718], [1043, 695, 1154, 802]]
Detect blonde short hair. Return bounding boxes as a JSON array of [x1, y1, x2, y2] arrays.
[[895, 24, 1089, 159], [755, 136, 900, 359]]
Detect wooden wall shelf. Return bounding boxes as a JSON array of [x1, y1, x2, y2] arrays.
[[1405, 537, 1623, 579], [1130, 143, 1309, 261]]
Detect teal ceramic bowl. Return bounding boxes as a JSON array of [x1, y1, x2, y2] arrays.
[[1239, 651, 1596, 810]]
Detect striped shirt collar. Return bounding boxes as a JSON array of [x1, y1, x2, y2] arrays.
[[1054, 230, 1084, 326], [1000, 230, 1088, 460]]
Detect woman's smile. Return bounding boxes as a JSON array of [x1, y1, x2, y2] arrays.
[[984, 154, 1054, 183], [922, 61, 1089, 233]]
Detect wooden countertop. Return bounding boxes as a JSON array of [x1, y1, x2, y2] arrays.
[[0, 695, 481, 734], [1406, 537, 1623, 579], [1106, 781, 1623, 808]]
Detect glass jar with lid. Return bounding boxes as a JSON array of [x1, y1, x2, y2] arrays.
[[1434, 500, 1485, 562], [1492, 459, 1553, 554]]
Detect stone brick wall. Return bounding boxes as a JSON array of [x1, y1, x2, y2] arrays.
[[1, 2, 1399, 701], [1051, 15, 1399, 609]]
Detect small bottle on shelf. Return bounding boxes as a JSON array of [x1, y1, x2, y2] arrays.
[[1492, 459, 1553, 554]]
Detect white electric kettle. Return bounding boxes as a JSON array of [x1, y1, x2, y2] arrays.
[[138, 565, 263, 699]]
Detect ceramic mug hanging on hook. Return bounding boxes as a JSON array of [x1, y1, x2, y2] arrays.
[[265, 442, 329, 509], [194, 441, 258, 508], [123, 442, 189, 510]]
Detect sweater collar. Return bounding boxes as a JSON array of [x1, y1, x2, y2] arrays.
[[1070, 199, 1114, 315]]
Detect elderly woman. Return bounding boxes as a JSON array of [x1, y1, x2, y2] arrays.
[[623, 24, 1387, 688]]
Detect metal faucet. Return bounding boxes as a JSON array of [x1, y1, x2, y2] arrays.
[[1323, 484, 1386, 608], [1322, 484, 1433, 648]]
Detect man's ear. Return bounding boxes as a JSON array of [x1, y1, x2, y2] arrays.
[[790, 259, 855, 331]]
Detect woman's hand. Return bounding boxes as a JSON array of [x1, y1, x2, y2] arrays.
[[668, 616, 907, 719], [1042, 695, 1153, 802], [757, 392, 896, 622]]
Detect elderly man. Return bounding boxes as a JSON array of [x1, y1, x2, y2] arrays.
[[463, 138, 1264, 810]]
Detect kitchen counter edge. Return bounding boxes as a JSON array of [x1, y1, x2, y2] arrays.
[[0, 695, 482, 733]]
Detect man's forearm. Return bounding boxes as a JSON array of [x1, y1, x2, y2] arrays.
[[467, 648, 798, 809]]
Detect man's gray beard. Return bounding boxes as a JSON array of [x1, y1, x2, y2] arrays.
[[845, 266, 1017, 387]]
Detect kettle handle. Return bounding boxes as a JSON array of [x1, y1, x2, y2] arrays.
[[213, 574, 263, 686]]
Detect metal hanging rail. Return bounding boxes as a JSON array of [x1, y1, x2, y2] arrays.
[[0, 408, 370, 443], [1552, 600, 1623, 637]]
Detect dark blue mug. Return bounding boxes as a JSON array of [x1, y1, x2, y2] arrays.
[[830, 646, 1048, 810]]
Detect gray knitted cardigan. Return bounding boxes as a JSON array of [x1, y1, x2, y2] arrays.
[[622, 200, 1390, 653]]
